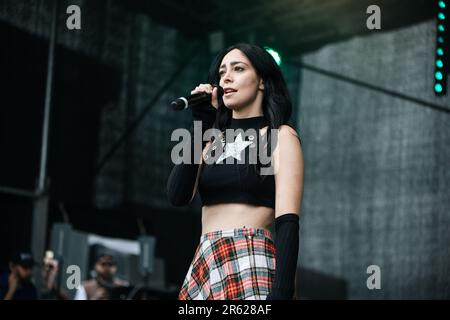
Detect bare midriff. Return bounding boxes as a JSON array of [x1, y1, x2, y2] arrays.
[[201, 203, 274, 235]]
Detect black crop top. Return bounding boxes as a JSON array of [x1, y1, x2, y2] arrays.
[[198, 116, 276, 209]]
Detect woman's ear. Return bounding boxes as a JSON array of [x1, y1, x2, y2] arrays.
[[259, 78, 264, 91]]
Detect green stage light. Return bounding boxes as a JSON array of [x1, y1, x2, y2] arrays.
[[435, 1, 447, 95], [434, 83, 443, 93], [264, 47, 282, 66]]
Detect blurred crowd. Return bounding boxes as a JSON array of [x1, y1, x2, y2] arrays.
[[0, 248, 130, 300]]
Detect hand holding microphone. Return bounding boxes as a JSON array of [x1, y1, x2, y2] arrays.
[[191, 84, 220, 109], [170, 84, 221, 110], [171, 84, 223, 136]]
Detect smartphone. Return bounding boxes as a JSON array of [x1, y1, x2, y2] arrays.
[[45, 250, 54, 259]]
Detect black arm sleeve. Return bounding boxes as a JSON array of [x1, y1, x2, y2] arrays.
[[166, 129, 200, 207], [166, 102, 217, 207], [266, 213, 299, 300]]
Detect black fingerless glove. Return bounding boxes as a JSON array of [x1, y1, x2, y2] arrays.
[[166, 100, 217, 207], [190, 85, 222, 139], [266, 213, 299, 300], [191, 102, 217, 137]]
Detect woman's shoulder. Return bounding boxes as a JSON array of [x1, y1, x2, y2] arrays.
[[277, 124, 302, 145], [278, 124, 298, 135]]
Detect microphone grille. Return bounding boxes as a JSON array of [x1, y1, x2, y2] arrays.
[[171, 97, 188, 110]]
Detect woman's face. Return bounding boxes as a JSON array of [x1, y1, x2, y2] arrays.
[[218, 49, 264, 111]]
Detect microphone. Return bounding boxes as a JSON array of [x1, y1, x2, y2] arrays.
[[170, 92, 211, 111], [170, 85, 223, 111]]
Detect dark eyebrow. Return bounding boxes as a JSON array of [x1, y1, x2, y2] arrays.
[[219, 61, 248, 69]]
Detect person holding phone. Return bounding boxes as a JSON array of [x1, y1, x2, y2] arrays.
[[0, 252, 38, 300]]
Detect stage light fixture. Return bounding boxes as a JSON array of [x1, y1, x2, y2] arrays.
[[434, 0, 448, 95], [264, 47, 282, 66]]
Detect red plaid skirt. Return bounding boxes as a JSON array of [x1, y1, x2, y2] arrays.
[[178, 227, 276, 300]]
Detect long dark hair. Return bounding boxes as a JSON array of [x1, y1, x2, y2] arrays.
[[207, 43, 292, 132]]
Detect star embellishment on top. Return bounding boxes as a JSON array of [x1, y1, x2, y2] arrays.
[[215, 133, 254, 164]]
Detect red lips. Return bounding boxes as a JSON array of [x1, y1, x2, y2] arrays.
[[224, 88, 237, 94]]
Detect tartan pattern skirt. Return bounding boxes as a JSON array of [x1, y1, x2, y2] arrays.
[[178, 227, 276, 300]]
